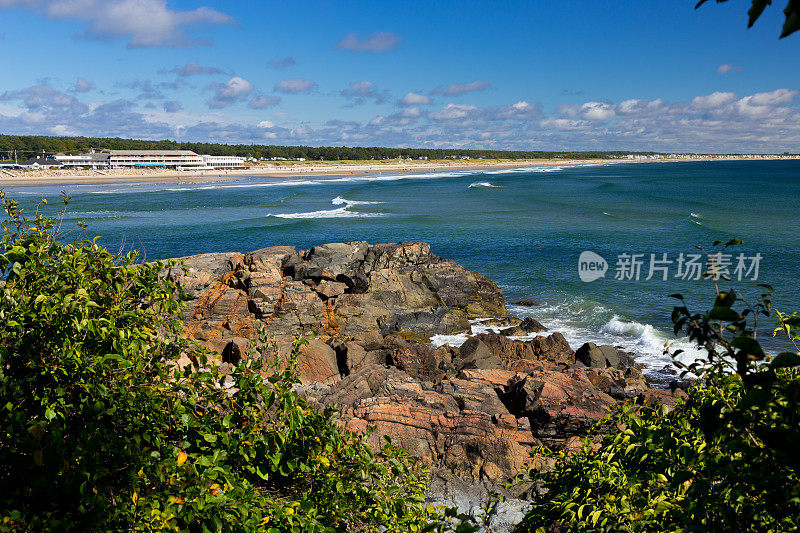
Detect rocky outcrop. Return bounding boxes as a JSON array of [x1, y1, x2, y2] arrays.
[[170, 242, 505, 362], [473, 332, 575, 368], [168, 242, 687, 530]]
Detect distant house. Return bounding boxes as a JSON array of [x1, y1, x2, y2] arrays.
[[52, 153, 107, 168], [14, 157, 61, 169]]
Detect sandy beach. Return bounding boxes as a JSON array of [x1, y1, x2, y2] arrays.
[[0, 156, 793, 186]]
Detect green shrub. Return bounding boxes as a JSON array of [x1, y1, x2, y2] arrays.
[[515, 241, 800, 532], [0, 192, 453, 532]]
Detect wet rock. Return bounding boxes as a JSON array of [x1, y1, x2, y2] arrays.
[[575, 342, 635, 369], [519, 317, 547, 333], [481, 317, 522, 328]]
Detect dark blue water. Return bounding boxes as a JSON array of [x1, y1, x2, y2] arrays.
[[7, 160, 799, 372]]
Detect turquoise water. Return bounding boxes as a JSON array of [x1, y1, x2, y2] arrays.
[[7, 160, 800, 374]]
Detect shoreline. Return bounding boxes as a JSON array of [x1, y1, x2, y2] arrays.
[[0, 156, 794, 187]]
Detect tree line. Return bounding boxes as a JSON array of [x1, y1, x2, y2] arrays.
[[0, 134, 639, 161]]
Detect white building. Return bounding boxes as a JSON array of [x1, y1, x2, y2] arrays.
[[51, 154, 107, 168], [105, 150, 208, 170], [7, 150, 247, 171], [203, 155, 246, 169]]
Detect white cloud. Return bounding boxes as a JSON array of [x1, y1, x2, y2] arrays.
[[616, 98, 665, 116], [162, 61, 225, 76], [493, 100, 543, 120], [248, 94, 281, 109], [580, 101, 615, 120], [274, 78, 317, 94], [163, 100, 182, 113], [73, 77, 93, 92], [207, 77, 253, 109], [399, 92, 431, 106], [540, 118, 592, 130], [2, 83, 800, 153], [747, 88, 797, 106], [1, 0, 234, 47], [341, 81, 390, 104], [430, 103, 480, 121], [691, 91, 737, 110], [431, 80, 491, 96], [734, 89, 798, 118], [334, 31, 400, 52], [717, 63, 745, 74]]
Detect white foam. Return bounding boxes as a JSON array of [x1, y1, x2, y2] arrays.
[[331, 195, 380, 205], [270, 196, 384, 219], [432, 300, 709, 378], [468, 181, 501, 188], [489, 165, 566, 175]]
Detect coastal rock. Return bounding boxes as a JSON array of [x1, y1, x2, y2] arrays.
[[511, 368, 618, 448], [498, 317, 548, 337], [575, 342, 635, 369], [290, 339, 341, 385], [520, 317, 548, 333], [458, 337, 505, 371], [320, 365, 539, 491], [170, 241, 686, 525], [473, 332, 575, 369], [171, 241, 507, 369]]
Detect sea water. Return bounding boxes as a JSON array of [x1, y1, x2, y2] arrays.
[[7, 160, 800, 376]]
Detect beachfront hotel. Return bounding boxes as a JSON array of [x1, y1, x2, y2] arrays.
[[0, 150, 246, 170]]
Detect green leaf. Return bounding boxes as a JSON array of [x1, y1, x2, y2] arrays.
[[730, 335, 765, 360], [770, 351, 800, 369], [781, 0, 800, 37], [708, 306, 742, 321]]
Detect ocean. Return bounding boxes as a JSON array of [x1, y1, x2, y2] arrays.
[[7, 160, 800, 377]]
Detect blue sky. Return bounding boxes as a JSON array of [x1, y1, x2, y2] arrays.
[[0, 0, 798, 151]]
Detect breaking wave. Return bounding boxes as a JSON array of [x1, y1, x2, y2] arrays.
[[269, 196, 384, 219]]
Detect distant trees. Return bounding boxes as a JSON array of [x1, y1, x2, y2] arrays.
[[0, 134, 632, 162]]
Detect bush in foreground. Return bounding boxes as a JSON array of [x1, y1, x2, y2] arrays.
[[0, 193, 461, 532], [515, 241, 800, 532]]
